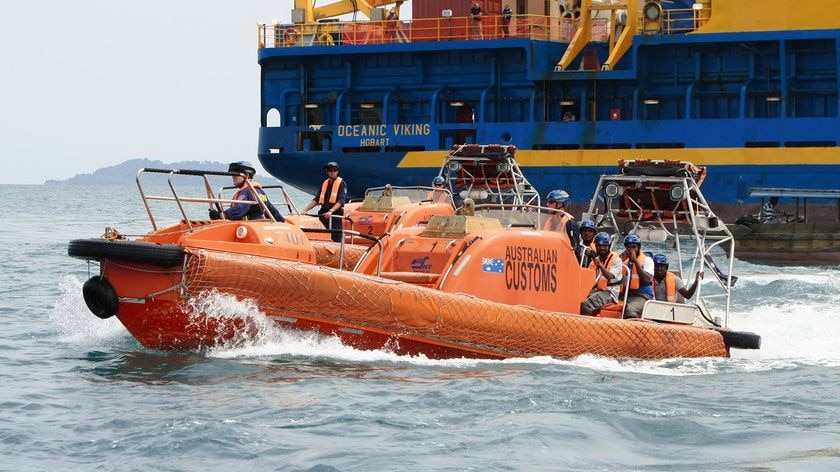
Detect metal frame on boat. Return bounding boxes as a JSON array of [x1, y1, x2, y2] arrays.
[[582, 160, 738, 328]]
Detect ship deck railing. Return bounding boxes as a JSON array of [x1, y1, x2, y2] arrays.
[[258, 9, 704, 49]]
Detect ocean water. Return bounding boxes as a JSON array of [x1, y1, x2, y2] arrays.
[[3, 183, 840, 471]]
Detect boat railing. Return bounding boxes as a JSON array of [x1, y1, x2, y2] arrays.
[[300, 227, 384, 275], [218, 184, 300, 217], [259, 15, 581, 47], [635, 7, 709, 35], [258, 7, 705, 50], [363, 185, 455, 207], [136, 168, 282, 232]]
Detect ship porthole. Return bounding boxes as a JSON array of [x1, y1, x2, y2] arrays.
[[501, 132, 512, 143]]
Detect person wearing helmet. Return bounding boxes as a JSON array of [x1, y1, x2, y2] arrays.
[[209, 161, 284, 222], [425, 176, 450, 204], [581, 232, 624, 315], [302, 161, 348, 242], [543, 189, 581, 250], [620, 233, 654, 318], [652, 254, 704, 303], [577, 219, 597, 266]]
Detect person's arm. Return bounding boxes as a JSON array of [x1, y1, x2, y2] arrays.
[[590, 254, 615, 282], [302, 198, 318, 214], [678, 272, 704, 300], [223, 191, 252, 220]]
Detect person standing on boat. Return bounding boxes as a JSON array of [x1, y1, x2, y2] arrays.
[[470, 2, 484, 39], [501, 4, 513, 38], [302, 161, 348, 242], [426, 176, 450, 203], [580, 232, 623, 315], [620, 234, 654, 318], [577, 219, 597, 267], [543, 189, 581, 249], [209, 161, 285, 222], [652, 254, 703, 303]]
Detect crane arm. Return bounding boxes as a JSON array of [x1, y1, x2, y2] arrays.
[[293, 0, 402, 23]]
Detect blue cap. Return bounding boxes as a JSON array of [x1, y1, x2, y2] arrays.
[[624, 234, 641, 245], [594, 232, 611, 245], [547, 189, 570, 204], [433, 176, 445, 185], [580, 219, 596, 231], [653, 254, 668, 265]]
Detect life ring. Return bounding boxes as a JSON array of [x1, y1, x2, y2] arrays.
[[82, 276, 119, 319], [68, 239, 185, 267], [284, 27, 299, 46]]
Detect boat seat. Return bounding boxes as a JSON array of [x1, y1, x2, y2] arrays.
[[595, 302, 624, 319], [378, 271, 440, 284]]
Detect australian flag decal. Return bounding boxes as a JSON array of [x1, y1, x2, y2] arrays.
[[482, 257, 505, 273]]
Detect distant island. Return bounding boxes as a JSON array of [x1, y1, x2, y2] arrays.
[[45, 158, 283, 186]]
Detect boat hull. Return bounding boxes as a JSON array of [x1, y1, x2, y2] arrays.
[[107, 249, 729, 359], [729, 222, 840, 265]]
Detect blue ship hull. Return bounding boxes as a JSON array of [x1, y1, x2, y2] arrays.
[[256, 12, 840, 213]]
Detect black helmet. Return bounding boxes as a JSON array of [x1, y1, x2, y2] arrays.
[[324, 161, 340, 171], [228, 161, 256, 177]]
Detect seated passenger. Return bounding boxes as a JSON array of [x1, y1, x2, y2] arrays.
[[619, 234, 653, 318], [577, 219, 596, 266], [543, 189, 581, 249], [580, 232, 623, 315], [426, 176, 450, 203], [458, 198, 476, 216], [210, 161, 284, 222], [652, 254, 703, 303], [760, 196, 784, 224]]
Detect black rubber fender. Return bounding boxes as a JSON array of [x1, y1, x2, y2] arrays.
[[68, 239, 184, 267], [82, 276, 119, 319], [716, 328, 761, 350]]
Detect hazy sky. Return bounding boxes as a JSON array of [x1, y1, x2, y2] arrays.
[[2, 1, 408, 184]]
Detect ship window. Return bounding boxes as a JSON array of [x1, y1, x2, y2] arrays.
[[534, 144, 581, 150], [342, 146, 381, 153], [266, 108, 281, 127], [583, 143, 632, 149], [297, 131, 332, 152], [636, 143, 685, 149], [784, 141, 836, 148], [350, 104, 382, 125]]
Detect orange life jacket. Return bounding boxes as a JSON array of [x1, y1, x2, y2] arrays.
[[592, 251, 621, 290], [625, 252, 650, 290], [658, 272, 677, 302], [317, 176, 343, 205], [543, 212, 572, 245], [426, 189, 448, 203]]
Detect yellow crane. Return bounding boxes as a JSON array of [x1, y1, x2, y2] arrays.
[[293, 0, 403, 23], [284, 0, 404, 46]]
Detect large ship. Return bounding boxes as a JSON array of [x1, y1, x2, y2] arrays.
[[256, 0, 840, 216]]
